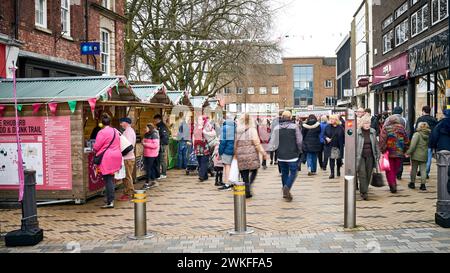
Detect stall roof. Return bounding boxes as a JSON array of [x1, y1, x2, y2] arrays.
[[0, 76, 137, 103], [131, 84, 172, 105]]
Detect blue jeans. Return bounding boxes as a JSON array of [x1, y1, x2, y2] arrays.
[[177, 140, 188, 169], [279, 161, 299, 189], [306, 152, 318, 173], [426, 148, 432, 176], [197, 155, 210, 180]]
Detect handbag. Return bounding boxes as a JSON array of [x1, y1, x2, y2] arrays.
[[120, 133, 134, 156], [370, 168, 385, 187], [330, 147, 340, 159], [379, 151, 391, 172], [93, 129, 116, 165]]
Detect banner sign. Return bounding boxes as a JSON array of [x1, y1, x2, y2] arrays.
[[409, 31, 449, 77], [0, 116, 72, 190]]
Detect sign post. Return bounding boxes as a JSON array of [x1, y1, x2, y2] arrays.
[[344, 109, 357, 228]]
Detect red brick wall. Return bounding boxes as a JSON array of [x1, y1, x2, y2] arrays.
[[0, 0, 125, 75]]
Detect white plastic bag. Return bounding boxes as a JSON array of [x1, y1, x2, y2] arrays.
[[114, 159, 126, 180], [228, 158, 240, 184]]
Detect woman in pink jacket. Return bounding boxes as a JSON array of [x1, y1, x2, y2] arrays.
[[142, 123, 160, 190], [93, 115, 122, 208]]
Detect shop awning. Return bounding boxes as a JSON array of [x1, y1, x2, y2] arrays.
[[371, 75, 407, 92], [131, 84, 172, 105], [0, 76, 138, 103]]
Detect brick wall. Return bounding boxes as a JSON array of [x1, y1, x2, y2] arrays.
[[0, 0, 125, 75]]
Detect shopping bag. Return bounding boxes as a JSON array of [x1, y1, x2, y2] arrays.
[[379, 151, 390, 172], [228, 158, 240, 184], [114, 159, 126, 180], [120, 133, 134, 156]]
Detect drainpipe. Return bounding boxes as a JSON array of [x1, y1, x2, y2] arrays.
[[14, 0, 19, 40], [85, 0, 89, 65]]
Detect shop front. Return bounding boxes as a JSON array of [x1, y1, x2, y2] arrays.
[[408, 29, 449, 121], [0, 76, 146, 203], [371, 52, 409, 117]]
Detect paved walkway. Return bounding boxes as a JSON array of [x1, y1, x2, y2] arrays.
[[1, 163, 449, 252], [1, 228, 449, 253]]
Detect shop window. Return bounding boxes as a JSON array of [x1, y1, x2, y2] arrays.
[[395, 19, 408, 46], [35, 0, 47, 28], [383, 30, 394, 54], [432, 0, 448, 25]]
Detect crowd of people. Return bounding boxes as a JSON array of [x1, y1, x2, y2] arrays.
[[92, 104, 450, 208]]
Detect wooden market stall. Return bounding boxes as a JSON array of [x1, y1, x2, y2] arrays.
[[0, 76, 150, 204], [130, 84, 173, 178]]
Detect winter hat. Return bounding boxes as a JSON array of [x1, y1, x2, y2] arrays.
[[119, 117, 132, 124], [393, 106, 403, 115]]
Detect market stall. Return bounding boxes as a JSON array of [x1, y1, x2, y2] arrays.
[[130, 84, 173, 178], [0, 76, 147, 203]]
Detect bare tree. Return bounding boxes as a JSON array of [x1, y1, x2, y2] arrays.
[[125, 0, 280, 96]]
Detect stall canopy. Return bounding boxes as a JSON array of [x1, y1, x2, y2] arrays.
[[167, 90, 192, 107], [132, 84, 172, 105], [0, 76, 138, 103]]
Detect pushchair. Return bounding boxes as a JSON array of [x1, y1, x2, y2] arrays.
[[185, 145, 198, 175]]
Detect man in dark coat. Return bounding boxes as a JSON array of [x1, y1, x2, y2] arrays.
[[430, 109, 450, 194], [302, 114, 322, 175]]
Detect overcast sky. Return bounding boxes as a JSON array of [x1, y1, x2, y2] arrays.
[[271, 0, 361, 58]]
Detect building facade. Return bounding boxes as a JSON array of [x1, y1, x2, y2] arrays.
[[336, 34, 352, 106], [0, 0, 126, 78], [221, 57, 336, 116], [372, 0, 449, 130], [351, 0, 375, 110]]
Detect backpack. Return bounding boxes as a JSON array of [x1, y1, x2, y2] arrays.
[[159, 125, 170, 145]]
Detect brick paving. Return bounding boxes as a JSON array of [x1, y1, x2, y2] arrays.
[[0, 163, 448, 252]]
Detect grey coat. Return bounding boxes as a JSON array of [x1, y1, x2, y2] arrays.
[[356, 128, 380, 170]]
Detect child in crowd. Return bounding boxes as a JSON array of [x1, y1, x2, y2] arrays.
[[212, 144, 224, 187], [406, 122, 430, 191]]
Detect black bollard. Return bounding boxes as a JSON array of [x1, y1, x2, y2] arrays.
[[436, 151, 450, 228], [5, 170, 44, 247]]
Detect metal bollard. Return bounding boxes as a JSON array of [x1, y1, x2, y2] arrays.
[[128, 190, 154, 240], [344, 176, 356, 228], [228, 182, 254, 235], [436, 151, 450, 228], [5, 170, 44, 247]]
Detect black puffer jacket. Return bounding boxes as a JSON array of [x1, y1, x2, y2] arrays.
[[302, 118, 322, 153]]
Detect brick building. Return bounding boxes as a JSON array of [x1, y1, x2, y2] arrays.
[[372, 0, 449, 131], [221, 57, 336, 116], [0, 0, 126, 78]]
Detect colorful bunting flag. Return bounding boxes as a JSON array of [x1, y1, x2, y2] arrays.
[[48, 102, 58, 115], [17, 104, 23, 112], [108, 87, 113, 98], [68, 101, 77, 114], [88, 98, 97, 116], [32, 103, 41, 115], [0, 105, 5, 117]]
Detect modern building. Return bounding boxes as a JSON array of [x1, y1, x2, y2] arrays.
[[221, 57, 336, 117], [336, 33, 352, 106], [0, 0, 126, 79], [351, 0, 375, 110], [372, 0, 449, 130]]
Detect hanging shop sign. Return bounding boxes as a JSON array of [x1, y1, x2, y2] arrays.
[[372, 52, 409, 85], [409, 31, 449, 77], [80, 42, 101, 55]]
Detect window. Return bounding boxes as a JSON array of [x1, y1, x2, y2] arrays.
[[35, 0, 47, 28], [383, 30, 394, 53], [395, 2, 408, 19], [247, 87, 254, 94], [259, 87, 267, 95], [410, 0, 419, 6], [236, 87, 243, 95], [395, 19, 408, 46], [325, 97, 336, 107], [432, 0, 448, 25], [325, 80, 333, 89], [61, 0, 70, 36], [223, 87, 231, 94], [293, 65, 314, 107], [102, 0, 109, 8], [382, 15, 394, 29], [411, 5, 429, 37], [101, 29, 110, 75], [271, 86, 279, 94]]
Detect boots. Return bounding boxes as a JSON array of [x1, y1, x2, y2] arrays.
[[389, 184, 397, 193], [245, 183, 252, 198], [336, 168, 341, 177]]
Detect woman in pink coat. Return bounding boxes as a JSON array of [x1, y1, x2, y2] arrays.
[[94, 115, 122, 208], [142, 123, 160, 190]]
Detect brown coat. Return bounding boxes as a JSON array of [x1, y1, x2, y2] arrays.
[[235, 127, 263, 171]]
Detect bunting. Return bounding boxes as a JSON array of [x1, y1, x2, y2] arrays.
[[68, 101, 77, 114], [32, 103, 41, 115], [48, 102, 58, 115]]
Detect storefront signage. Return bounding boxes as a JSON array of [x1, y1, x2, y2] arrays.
[[358, 78, 370, 87], [372, 52, 408, 85], [0, 116, 72, 190], [80, 42, 101, 55], [409, 31, 449, 77]]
